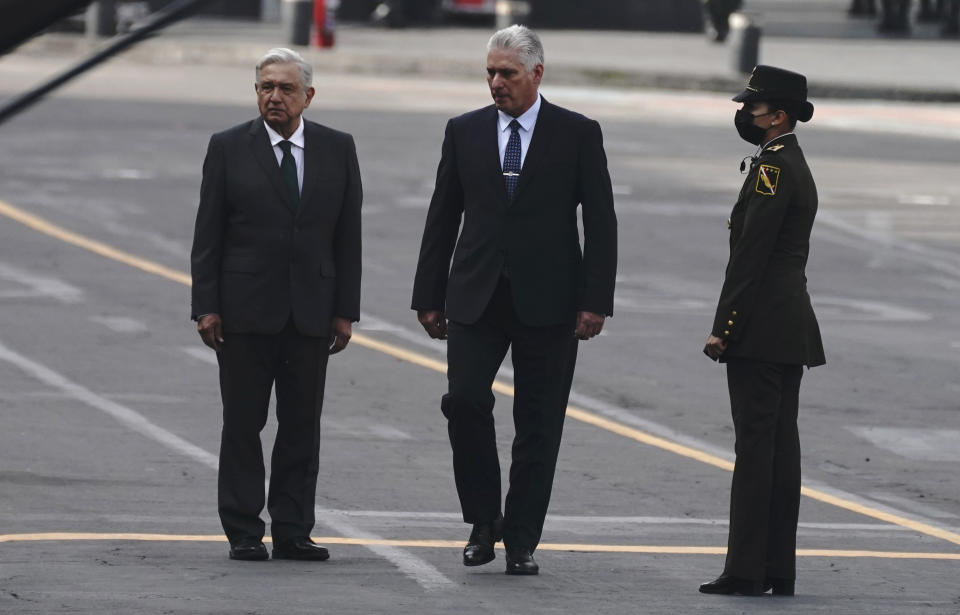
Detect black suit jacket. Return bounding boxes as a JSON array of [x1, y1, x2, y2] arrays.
[[712, 134, 825, 367], [411, 98, 617, 326], [190, 118, 362, 337]]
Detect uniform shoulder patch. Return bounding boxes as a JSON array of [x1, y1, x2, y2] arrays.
[[765, 144, 786, 152], [755, 164, 781, 196]]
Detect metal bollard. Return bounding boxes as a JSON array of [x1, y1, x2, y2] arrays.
[[86, 0, 118, 38], [495, 0, 531, 29], [282, 0, 313, 46], [729, 13, 761, 74]]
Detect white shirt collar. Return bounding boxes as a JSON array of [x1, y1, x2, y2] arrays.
[[498, 93, 542, 134], [264, 116, 305, 149]]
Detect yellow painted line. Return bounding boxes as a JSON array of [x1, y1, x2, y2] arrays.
[[0, 200, 192, 287], [1, 533, 959, 560], [2, 198, 960, 550]]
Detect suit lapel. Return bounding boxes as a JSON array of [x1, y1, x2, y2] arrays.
[[248, 119, 296, 214], [299, 121, 321, 216], [512, 97, 556, 204], [479, 105, 508, 206]]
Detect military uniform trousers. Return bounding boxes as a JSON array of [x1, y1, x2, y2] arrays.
[[724, 358, 803, 581], [216, 319, 330, 546], [442, 276, 579, 552]]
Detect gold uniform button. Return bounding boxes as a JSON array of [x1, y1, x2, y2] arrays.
[[728, 320, 734, 326], [724, 330, 730, 336], [732, 311, 738, 316]]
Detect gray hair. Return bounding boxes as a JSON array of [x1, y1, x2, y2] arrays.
[[487, 25, 544, 71], [255, 47, 313, 90]]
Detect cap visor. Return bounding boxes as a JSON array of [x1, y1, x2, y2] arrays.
[[732, 89, 759, 102]]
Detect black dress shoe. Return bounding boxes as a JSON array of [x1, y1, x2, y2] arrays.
[[764, 577, 795, 596], [228, 539, 268, 561], [699, 575, 763, 596], [463, 514, 504, 567], [504, 548, 539, 575], [272, 537, 330, 561]]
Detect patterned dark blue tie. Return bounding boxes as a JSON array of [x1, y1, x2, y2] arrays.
[[503, 119, 521, 201], [277, 140, 300, 210]]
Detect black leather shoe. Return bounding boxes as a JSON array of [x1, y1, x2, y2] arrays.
[[504, 548, 539, 575], [463, 514, 504, 567], [272, 537, 330, 561], [699, 575, 764, 596], [764, 577, 795, 596], [228, 539, 268, 561]]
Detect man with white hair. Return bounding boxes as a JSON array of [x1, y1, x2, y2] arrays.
[[412, 25, 617, 575], [191, 48, 362, 562]]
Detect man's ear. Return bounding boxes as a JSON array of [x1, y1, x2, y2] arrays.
[[304, 86, 316, 108], [532, 64, 544, 85]]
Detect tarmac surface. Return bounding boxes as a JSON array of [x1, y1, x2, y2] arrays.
[[12, 0, 960, 101], [1, 5, 960, 614]]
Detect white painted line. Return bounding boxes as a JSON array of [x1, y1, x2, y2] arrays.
[[1, 338, 453, 592], [366, 425, 415, 441], [90, 316, 148, 333], [817, 210, 960, 280], [868, 493, 960, 521], [850, 427, 960, 463], [181, 345, 217, 365], [0, 509, 937, 533], [0, 339, 218, 469], [814, 296, 931, 322], [317, 508, 454, 592], [0, 261, 84, 303]]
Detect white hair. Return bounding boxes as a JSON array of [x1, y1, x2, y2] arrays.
[[487, 24, 544, 71], [255, 47, 313, 90]]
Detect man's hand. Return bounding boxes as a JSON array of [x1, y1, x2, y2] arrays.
[[574, 311, 605, 341], [329, 317, 353, 355], [703, 334, 727, 361], [197, 314, 224, 352], [417, 310, 448, 340]]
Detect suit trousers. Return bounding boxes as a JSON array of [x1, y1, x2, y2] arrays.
[[443, 277, 579, 552], [216, 319, 329, 546], [723, 358, 803, 581]]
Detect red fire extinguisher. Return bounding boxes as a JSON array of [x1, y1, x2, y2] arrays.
[[314, 0, 338, 48]]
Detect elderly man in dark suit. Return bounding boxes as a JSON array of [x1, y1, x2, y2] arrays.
[[701, 65, 825, 597], [412, 25, 617, 576], [191, 47, 362, 562]]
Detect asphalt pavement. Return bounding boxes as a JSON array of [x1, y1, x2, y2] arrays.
[[1, 11, 960, 615], [12, 0, 960, 101]]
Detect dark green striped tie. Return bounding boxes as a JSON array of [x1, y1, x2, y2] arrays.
[[277, 140, 300, 209]]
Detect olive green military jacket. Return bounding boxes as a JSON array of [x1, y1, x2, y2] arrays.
[[712, 133, 826, 367]]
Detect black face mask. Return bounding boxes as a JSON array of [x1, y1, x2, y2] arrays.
[[734, 109, 775, 145]]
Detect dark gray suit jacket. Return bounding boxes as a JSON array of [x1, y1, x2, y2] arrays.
[[190, 118, 362, 337]]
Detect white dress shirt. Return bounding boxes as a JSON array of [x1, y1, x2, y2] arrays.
[[264, 117, 305, 193], [497, 93, 541, 170]]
